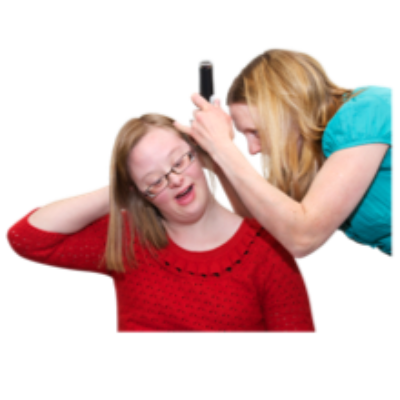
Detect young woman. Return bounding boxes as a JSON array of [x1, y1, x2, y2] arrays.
[[7, 114, 314, 332], [176, 49, 391, 257]]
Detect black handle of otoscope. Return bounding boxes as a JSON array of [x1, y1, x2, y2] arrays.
[[199, 61, 214, 102], [197, 57, 217, 101]]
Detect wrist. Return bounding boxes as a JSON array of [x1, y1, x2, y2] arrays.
[[211, 141, 241, 169]]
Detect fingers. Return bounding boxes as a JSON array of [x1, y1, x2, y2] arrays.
[[190, 94, 224, 119], [190, 107, 199, 118], [191, 93, 212, 110], [174, 120, 201, 146], [191, 93, 221, 113], [173, 121, 190, 135]]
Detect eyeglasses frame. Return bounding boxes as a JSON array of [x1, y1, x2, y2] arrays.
[[143, 149, 196, 198]]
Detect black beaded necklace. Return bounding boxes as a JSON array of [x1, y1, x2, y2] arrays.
[[163, 231, 261, 278]]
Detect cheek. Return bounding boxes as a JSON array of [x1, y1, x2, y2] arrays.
[[254, 136, 263, 150], [151, 191, 172, 210], [193, 165, 206, 180], [193, 168, 209, 190]]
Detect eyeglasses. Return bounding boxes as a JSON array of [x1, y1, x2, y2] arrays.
[[143, 150, 196, 198]]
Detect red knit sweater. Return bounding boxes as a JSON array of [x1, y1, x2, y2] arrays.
[[7, 210, 315, 332]]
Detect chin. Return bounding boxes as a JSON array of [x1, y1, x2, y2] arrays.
[[171, 203, 209, 225]]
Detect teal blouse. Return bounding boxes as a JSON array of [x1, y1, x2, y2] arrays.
[[322, 86, 392, 255]]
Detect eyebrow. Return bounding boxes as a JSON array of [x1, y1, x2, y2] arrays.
[[141, 145, 190, 182]]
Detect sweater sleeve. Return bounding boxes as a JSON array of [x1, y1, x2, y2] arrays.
[[258, 232, 315, 332], [7, 209, 112, 276]]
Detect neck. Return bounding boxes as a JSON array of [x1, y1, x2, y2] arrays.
[[163, 195, 243, 251]]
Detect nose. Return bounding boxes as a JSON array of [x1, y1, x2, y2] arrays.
[[167, 171, 184, 188], [245, 135, 261, 157], [246, 145, 260, 157], [246, 146, 254, 157]]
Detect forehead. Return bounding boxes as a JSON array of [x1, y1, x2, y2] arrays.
[[128, 127, 188, 180], [229, 103, 257, 131]]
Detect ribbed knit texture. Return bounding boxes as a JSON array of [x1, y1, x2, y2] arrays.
[[7, 210, 315, 332]]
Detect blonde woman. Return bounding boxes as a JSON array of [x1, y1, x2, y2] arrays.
[[7, 114, 314, 332], [176, 49, 391, 256]]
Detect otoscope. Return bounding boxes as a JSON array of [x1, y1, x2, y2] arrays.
[[189, 57, 217, 125], [197, 57, 217, 101], [188, 57, 219, 196]]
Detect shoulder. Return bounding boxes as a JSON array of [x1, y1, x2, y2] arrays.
[[244, 217, 293, 263], [322, 86, 392, 158], [345, 87, 391, 120]]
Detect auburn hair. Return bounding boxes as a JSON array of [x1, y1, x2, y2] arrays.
[[98, 110, 219, 272]]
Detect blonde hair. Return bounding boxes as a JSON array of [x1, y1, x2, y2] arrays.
[[227, 49, 357, 201], [105, 113, 214, 273]]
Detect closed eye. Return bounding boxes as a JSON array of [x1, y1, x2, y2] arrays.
[[151, 178, 164, 188], [242, 131, 258, 138]]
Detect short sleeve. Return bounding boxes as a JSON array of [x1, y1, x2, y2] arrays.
[[322, 86, 392, 158], [322, 85, 396, 258]]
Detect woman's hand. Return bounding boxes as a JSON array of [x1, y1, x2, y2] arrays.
[[174, 93, 235, 158]]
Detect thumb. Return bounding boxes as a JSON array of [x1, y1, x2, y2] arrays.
[[213, 98, 221, 108], [172, 119, 190, 134]]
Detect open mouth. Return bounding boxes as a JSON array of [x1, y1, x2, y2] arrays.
[[175, 184, 194, 199]]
